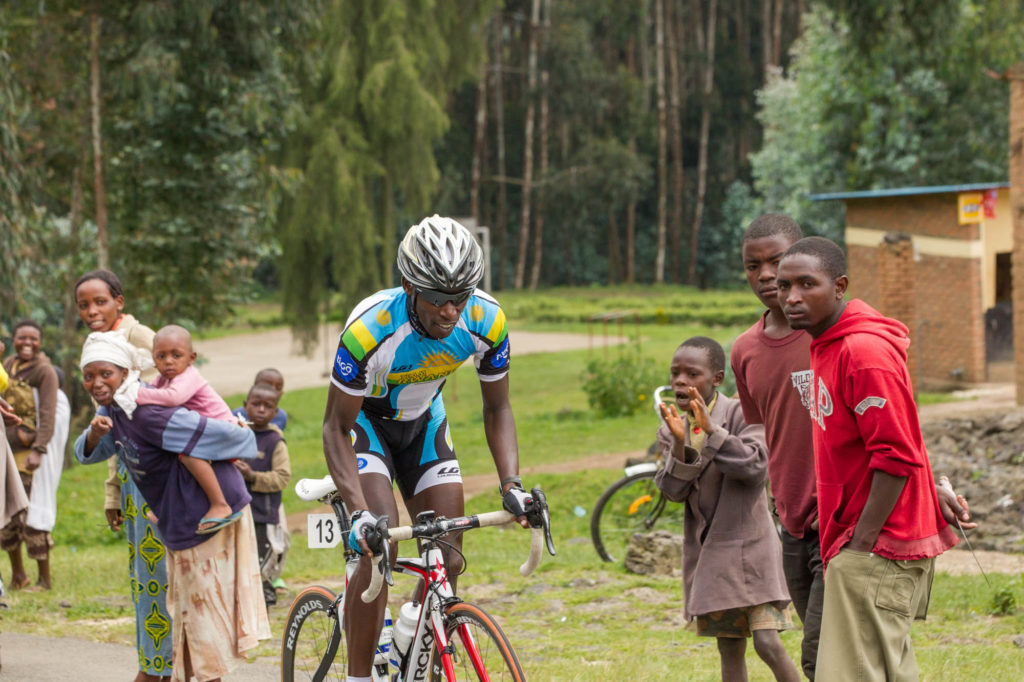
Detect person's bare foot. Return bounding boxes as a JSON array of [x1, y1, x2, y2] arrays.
[[9, 574, 30, 590], [197, 502, 234, 532]]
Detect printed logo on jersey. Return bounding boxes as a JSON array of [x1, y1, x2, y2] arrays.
[[491, 337, 510, 369], [790, 370, 813, 410], [444, 422, 453, 449], [350, 429, 357, 446], [357, 456, 368, 470], [376, 309, 391, 326], [335, 347, 358, 382], [854, 396, 887, 415], [387, 350, 463, 384], [814, 376, 833, 430], [470, 304, 485, 322], [436, 464, 460, 479]]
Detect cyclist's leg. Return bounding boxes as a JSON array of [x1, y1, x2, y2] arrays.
[[344, 413, 401, 678], [396, 403, 466, 583]]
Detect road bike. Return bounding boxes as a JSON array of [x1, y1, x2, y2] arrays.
[[589, 385, 686, 562], [282, 475, 555, 682]]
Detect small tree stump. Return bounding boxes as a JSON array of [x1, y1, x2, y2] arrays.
[[624, 530, 683, 576]]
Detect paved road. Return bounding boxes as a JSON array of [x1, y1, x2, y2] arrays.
[[195, 325, 626, 396], [0, 632, 279, 681]]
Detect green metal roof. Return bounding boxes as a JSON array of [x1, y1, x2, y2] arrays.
[[810, 182, 1008, 201]]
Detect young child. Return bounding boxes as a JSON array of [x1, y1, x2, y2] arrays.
[[232, 368, 288, 430], [232, 367, 291, 592], [135, 324, 243, 534], [231, 382, 291, 606], [654, 336, 800, 682]]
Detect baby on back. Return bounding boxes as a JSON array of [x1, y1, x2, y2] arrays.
[[136, 324, 244, 534]]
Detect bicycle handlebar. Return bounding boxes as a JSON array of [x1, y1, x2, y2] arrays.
[[361, 487, 555, 603]]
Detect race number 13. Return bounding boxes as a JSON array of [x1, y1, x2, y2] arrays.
[[307, 513, 342, 549]]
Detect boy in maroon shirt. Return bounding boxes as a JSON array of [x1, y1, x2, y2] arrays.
[[776, 236, 958, 681], [730, 214, 822, 679]]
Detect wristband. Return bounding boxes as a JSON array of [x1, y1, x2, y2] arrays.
[[499, 475, 523, 494]]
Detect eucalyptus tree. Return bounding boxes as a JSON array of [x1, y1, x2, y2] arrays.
[[276, 0, 494, 348]]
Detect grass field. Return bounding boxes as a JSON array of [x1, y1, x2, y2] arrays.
[[4, 290, 1021, 679]]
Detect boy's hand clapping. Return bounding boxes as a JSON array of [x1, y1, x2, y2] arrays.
[[659, 402, 689, 442], [685, 386, 715, 436]]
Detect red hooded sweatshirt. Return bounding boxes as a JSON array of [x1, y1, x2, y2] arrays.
[[807, 299, 957, 567]]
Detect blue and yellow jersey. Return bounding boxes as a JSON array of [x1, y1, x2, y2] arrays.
[[331, 287, 510, 421]]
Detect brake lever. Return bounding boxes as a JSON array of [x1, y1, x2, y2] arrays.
[[529, 486, 557, 556], [370, 515, 394, 588]]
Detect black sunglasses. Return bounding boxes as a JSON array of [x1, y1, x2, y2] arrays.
[[415, 287, 474, 308]]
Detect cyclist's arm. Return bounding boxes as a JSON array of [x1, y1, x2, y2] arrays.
[[323, 383, 369, 513], [481, 376, 530, 528], [480, 375, 519, 491]]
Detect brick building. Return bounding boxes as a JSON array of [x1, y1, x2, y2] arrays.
[[812, 183, 1012, 389]]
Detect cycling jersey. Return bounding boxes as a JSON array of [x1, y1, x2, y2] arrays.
[[331, 287, 510, 421]]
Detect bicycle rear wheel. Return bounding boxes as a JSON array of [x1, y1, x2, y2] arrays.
[[432, 601, 525, 681], [590, 470, 685, 562], [281, 585, 346, 682]]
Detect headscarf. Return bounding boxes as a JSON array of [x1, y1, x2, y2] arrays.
[[80, 331, 153, 418]]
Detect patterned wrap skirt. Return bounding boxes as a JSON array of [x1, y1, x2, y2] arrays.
[[166, 504, 272, 682], [120, 460, 174, 675]]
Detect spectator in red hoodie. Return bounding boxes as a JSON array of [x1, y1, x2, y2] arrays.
[[776, 236, 958, 682]]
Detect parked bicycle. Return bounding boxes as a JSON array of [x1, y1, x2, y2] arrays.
[[589, 385, 686, 562], [282, 475, 555, 682]]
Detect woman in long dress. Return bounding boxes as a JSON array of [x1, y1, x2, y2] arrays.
[[74, 269, 172, 681]]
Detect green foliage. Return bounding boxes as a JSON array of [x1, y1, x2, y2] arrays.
[[990, 587, 1017, 616], [753, 1, 1024, 237], [276, 0, 496, 349], [581, 356, 665, 418], [496, 284, 764, 327]]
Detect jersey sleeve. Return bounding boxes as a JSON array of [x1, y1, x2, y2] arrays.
[[331, 320, 375, 395], [466, 296, 510, 382]]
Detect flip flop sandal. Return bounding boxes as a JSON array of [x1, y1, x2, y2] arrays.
[[196, 510, 243, 535]]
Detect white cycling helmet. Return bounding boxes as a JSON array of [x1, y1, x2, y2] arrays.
[[396, 215, 484, 293]]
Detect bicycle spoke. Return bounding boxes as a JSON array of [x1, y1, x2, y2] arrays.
[[440, 602, 524, 682], [591, 471, 686, 562], [281, 586, 347, 682]]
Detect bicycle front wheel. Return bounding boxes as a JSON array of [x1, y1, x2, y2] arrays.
[[432, 602, 525, 681], [281, 585, 346, 682], [590, 470, 684, 562]]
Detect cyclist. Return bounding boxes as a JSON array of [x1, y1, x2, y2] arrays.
[[322, 215, 531, 682]]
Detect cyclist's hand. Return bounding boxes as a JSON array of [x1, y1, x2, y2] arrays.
[[349, 510, 383, 555], [502, 486, 533, 528]]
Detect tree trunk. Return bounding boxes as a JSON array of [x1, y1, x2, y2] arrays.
[[515, 0, 541, 289], [772, 0, 784, 67], [654, 0, 667, 284], [528, 0, 550, 291], [1009, 63, 1024, 404], [666, 0, 684, 283], [470, 29, 489, 227], [608, 208, 622, 283], [90, 12, 108, 270], [62, 161, 85, 466], [380, 173, 394, 287], [492, 13, 508, 290], [687, 0, 717, 286], [762, 0, 771, 74]]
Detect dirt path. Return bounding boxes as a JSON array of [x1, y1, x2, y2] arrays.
[[195, 325, 626, 396]]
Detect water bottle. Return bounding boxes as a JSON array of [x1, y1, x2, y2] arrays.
[[388, 601, 420, 671], [374, 606, 394, 666]]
